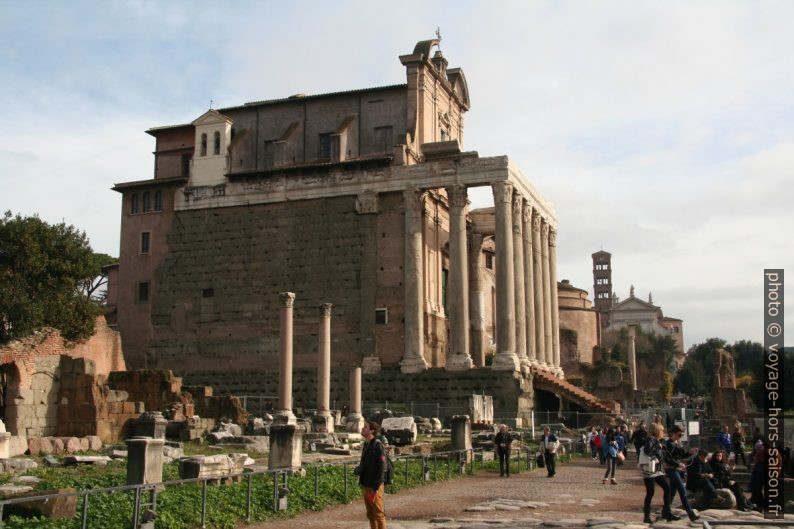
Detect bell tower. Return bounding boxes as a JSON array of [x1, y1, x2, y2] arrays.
[[592, 250, 613, 315]]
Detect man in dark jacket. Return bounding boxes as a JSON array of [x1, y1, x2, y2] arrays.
[[495, 424, 512, 476], [632, 422, 648, 455], [663, 425, 699, 522], [540, 425, 559, 478], [686, 449, 716, 510], [359, 421, 388, 529]]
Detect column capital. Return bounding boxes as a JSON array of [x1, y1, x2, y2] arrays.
[[446, 184, 468, 208], [492, 181, 514, 204], [548, 228, 557, 247], [279, 292, 295, 308], [319, 303, 333, 316], [531, 210, 542, 233], [522, 200, 532, 223], [541, 222, 550, 240], [403, 188, 427, 213]]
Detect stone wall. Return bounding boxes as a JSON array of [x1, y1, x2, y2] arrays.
[[0, 317, 124, 437], [184, 367, 534, 423], [146, 197, 376, 372]]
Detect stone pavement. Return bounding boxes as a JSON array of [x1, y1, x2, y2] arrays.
[[256, 456, 792, 529]]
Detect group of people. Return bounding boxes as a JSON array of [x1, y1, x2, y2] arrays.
[[586, 424, 633, 484], [495, 424, 559, 478]]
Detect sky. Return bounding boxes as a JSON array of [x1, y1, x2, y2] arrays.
[[1, 1, 792, 352]]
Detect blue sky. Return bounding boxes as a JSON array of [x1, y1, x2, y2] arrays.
[[1, 1, 792, 351]]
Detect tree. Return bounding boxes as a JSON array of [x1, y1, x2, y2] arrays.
[[79, 252, 116, 301], [673, 358, 707, 396], [0, 211, 113, 343], [659, 370, 673, 402]]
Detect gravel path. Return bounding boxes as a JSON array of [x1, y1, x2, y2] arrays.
[[249, 455, 789, 529]]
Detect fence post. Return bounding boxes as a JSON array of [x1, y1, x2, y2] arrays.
[[80, 491, 89, 529], [314, 465, 319, 499], [246, 474, 252, 522], [272, 472, 278, 512], [405, 457, 409, 486], [201, 479, 208, 528], [343, 463, 348, 502], [132, 485, 142, 529]]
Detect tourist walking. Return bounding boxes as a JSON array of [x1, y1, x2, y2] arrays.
[[731, 425, 747, 467], [640, 423, 676, 524], [495, 424, 513, 477], [594, 427, 605, 464], [587, 427, 597, 459], [716, 425, 732, 453], [540, 425, 559, 477], [632, 421, 648, 456], [358, 421, 388, 529], [616, 426, 627, 464], [709, 450, 754, 511], [663, 425, 700, 522], [602, 429, 619, 484]]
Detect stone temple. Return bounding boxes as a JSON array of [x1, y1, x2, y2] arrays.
[[107, 39, 614, 424]]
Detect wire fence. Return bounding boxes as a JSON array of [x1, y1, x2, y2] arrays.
[[0, 446, 558, 529]]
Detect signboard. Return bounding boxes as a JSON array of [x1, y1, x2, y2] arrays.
[[688, 421, 700, 436]]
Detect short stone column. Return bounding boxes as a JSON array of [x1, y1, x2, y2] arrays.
[[511, 192, 528, 371], [541, 222, 554, 369], [628, 326, 638, 391], [401, 189, 428, 373], [126, 436, 164, 485], [468, 232, 486, 367], [451, 415, 472, 451], [268, 423, 305, 470], [131, 411, 167, 439], [491, 182, 520, 371], [276, 292, 297, 424], [531, 211, 547, 369], [549, 229, 562, 377], [522, 201, 537, 368], [313, 303, 334, 433], [345, 367, 365, 433], [446, 185, 473, 371]]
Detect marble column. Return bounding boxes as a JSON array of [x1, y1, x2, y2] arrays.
[[314, 303, 334, 433], [345, 366, 365, 432], [549, 229, 562, 377], [401, 189, 428, 373], [628, 326, 638, 391], [541, 222, 554, 369], [522, 201, 537, 368], [491, 182, 520, 371], [446, 185, 473, 371], [468, 232, 486, 367], [531, 212, 547, 369], [276, 292, 296, 424], [511, 192, 528, 371]]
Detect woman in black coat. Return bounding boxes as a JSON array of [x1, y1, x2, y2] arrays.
[[709, 450, 753, 511]]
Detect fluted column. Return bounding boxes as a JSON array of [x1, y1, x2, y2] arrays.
[[315, 303, 334, 432], [541, 221, 554, 368], [468, 232, 486, 367], [628, 326, 638, 391], [522, 201, 537, 368], [549, 229, 562, 377], [276, 292, 296, 424], [401, 189, 428, 373], [531, 212, 546, 369], [491, 182, 520, 371], [511, 192, 528, 371], [446, 185, 473, 370]]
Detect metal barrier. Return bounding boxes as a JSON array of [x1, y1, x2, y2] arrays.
[[0, 446, 552, 529], [702, 522, 794, 528]]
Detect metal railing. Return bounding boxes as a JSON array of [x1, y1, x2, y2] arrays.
[[0, 446, 551, 529]]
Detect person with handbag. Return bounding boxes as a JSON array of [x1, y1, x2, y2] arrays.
[[358, 421, 388, 529], [640, 423, 676, 524], [494, 424, 513, 477], [540, 425, 559, 477], [602, 428, 620, 484]]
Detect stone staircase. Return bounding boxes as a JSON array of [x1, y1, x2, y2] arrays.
[[532, 369, 617, 414]]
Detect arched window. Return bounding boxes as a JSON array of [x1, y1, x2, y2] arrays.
[[154, 190, 163, 211], [200, 133, 207, 156], [131, 193, 139, 214], [213, 131, 221, 155], [142, 192, 151, 213]]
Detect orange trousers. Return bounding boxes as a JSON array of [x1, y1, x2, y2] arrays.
[[362, 484, 386, 529]]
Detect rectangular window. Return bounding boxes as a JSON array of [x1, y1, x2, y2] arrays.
[[131, 193, 140, 214], [485, 253, 494, 270], [375, 308, 388, 325], [318, 133, 331, 159], [142, 192, 151, 213], [137, 281, 149, 303], [154, 191, 163, 212], [442, 268, 449, 316], [202, 288, 214, 298], [140, 232, 150, 254], [181, 153, 191, 176]]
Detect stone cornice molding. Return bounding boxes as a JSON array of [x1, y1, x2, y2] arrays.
[[319, 303, 333, 316], [280, 292, 296, 308], [173, 154, 557, 227]]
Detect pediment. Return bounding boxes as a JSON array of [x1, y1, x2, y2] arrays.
[[611, 296, 659, 313], [192, 109, 233, 127]]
